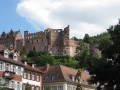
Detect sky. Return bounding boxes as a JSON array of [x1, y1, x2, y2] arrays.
[[0, 0, 120, 38]]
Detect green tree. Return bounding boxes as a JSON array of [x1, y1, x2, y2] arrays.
[[25, 83, 31, 90], [83, 34, 90, 43], [89, 22, 120, 89], [91, 32, 112, 51], [20, 46, 26, 56]]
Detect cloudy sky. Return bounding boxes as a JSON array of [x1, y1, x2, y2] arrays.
[[0, 0, 120, 38]]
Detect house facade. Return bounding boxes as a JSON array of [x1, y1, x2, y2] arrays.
[[41, 65, 95, 90], [0, 44, 44, 90]]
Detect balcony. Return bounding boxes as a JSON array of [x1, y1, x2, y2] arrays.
[[4, 71, 15, 79]]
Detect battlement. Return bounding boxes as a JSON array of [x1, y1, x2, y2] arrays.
[[24, 26, 69, 40]]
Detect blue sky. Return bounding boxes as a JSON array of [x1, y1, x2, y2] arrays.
[[0, 0, 120, 38], [0, 0, 35, 37]]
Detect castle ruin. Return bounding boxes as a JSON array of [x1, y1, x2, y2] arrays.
[[24, 25, 78, 56]]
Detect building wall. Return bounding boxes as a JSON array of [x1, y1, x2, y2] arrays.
[[22, 70, 41, 90], [0, 61, 23, 90], [43, 82, 95, 90]]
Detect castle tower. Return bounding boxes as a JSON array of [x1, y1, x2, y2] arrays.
[[62, 25, 70, 55]]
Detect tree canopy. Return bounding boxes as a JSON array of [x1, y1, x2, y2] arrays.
[[89, 23, 120, 90]]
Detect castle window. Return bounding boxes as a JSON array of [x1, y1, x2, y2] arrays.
[[28, 41, 29, 43], [42, 39, 43, 42], [37, 40, 38, 42], [32, 41, 33, 43]]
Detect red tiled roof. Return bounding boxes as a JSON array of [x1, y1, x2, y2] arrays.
[[24, 64, 44, 74], [0, 54, 44, 74], [42, 65, 91, 86], [0, 55, 24, 67]]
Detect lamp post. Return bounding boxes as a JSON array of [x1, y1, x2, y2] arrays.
[[76, 69, 82, 90]]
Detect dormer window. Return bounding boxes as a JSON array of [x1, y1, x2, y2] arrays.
[[51, 75, 55, 80], [69, 74, 75, 81], [13, 53, 18, 61], [4, 50, 9, 58]]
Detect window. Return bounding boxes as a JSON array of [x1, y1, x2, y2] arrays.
[[13, 54, 17, 61], [13, 55, 17, 60], [11, 81, 14, 88], [0, 79, 2, 84], [28, 73, 30, 79], [51, 75, 55, 80], [23, 84, 25, 90], [17, 82, 20, 90], [4, 51, 8, 58], [32, 86, 34, 90], [18, 67, 21, 75], [37, 75, 39, 81], [24, 73, 26, 78], [36, 87, 39, 90], [13, 65, 16, 72], [58, 86, 63, 90], [6, 63, 9, 71], [0, 62, 3, 70], [51, 86, 57, 90], [44, 76, 48, 80], [32, 74, 34, 80]]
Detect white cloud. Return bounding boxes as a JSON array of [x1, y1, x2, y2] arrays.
[[17, 0, 120, 38]]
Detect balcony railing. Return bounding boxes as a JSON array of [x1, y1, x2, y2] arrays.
[[4, 71, 15, 79]]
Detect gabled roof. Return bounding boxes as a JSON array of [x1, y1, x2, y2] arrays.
[[42, 65, 65, 82], [24, 64, 44, 74], [42, 65, 90, 86]]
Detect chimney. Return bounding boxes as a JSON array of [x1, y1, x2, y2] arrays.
[[24, 61, 27, 66], [32, 64, 35, 68], [46, 63, 50, 71]]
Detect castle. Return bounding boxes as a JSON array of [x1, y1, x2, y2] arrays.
[[24, 25, 78, 56], [0, 26, 78, 57], [0, 30, 23, 51]]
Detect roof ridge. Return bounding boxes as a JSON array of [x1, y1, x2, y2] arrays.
[[59, 64, 77, 70]]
